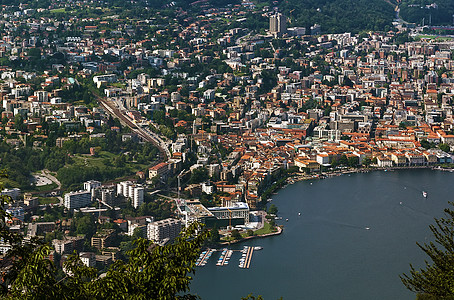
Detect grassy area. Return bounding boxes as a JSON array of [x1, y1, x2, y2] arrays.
[[50, 8, 66, 13], [38, 197, 59, 205], [254, 222, 276, 236], [416, 35, 436, 39], [71, 151, 150, 174], [73, 152, 147, 169], [220, 223, 277, 242], [33, 183, 58, 192]]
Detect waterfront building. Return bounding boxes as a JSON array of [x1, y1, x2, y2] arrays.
[[181, 200, 216, 227], [208, 202, 250, 227]]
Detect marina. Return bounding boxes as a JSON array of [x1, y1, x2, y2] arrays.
[[197, 246, 260, 269]]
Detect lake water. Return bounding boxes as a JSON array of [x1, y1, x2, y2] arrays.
[[191, 169, 453, 300]]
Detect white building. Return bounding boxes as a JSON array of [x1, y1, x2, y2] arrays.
[[80, 252, 96, 268], [64, 190, 91, 210], [117, 181, 133, 197], [93, 74, 117, 84], [201, 182, 215, 194], [147, 218, 182, 245], [208, 202, 250, 224], [117, 181, 143, 209], [34, 90, 48, 102], [132, 186, 144, 209], [84, 180, 101, 192]]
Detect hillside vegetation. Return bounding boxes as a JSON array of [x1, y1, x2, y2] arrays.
[[268, 0, 396, 33], [400, 0, 454, 26]]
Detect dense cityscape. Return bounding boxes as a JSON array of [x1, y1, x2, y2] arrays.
[[0, 0, 454, 298]]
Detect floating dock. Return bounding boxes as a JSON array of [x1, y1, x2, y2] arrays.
[[196, 249, 214, 267], [216, 249, 233, 266], [239, 246, 254, 269]]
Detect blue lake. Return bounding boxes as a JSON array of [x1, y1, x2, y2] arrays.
[[191, 169, 453, 300]]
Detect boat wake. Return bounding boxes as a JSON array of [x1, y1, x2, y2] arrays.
[[314, 217, 370, 230], [399, 202, 432, 219]]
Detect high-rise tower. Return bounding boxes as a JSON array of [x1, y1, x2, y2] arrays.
[[269, 13, 286, 36]]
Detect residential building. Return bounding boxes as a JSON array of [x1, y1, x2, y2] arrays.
[[91, 229, 115, 250], [269, 13, 286, 36], [64, 190, 91, 210], [147, 218, 182, 245], [80, 252, 96, 268]]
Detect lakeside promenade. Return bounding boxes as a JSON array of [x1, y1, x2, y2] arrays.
[[286, 165, 454, 185]]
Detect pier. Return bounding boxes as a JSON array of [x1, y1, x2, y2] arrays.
[[196, 249, 214, 267], [216, 249, 233, 266], [239, 246, 254, 269]]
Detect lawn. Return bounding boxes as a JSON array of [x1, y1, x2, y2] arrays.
[[50, 8, 66, 13], [254, 222, 276, 235], [71, 151, 150, 173], [38, 197, 59, 205], [33, 183, 58, 192]]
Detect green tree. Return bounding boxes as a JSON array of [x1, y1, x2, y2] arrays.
[[268, 204, 278, 215], [439, 144, 451, 153], [210, 225, 220, 244], [231, 229, 242, 241], [401, 202, 454, 298], [347, 156, 359, 167], [362, 157, 372, 167], [189, 167, 209, 184]]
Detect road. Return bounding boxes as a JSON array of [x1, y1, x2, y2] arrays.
[[98, 97, 171, 161], [41, 169, 61, 189]]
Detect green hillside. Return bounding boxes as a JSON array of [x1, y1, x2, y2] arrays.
[[399, 0, 454, 26], [272, 0, 396, 33]]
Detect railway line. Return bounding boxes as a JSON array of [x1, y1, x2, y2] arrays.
[[98, 97, 171, 161]]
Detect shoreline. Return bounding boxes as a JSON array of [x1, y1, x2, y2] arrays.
[[284, 165, 453, 186], [213, 165, 453, 248]]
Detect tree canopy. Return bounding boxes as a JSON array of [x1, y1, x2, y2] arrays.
[[401, 202, 454, 298]]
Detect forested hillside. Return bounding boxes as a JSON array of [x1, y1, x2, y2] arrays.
[[265, 0, 396, 33], [399, 0, 454, 26]]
